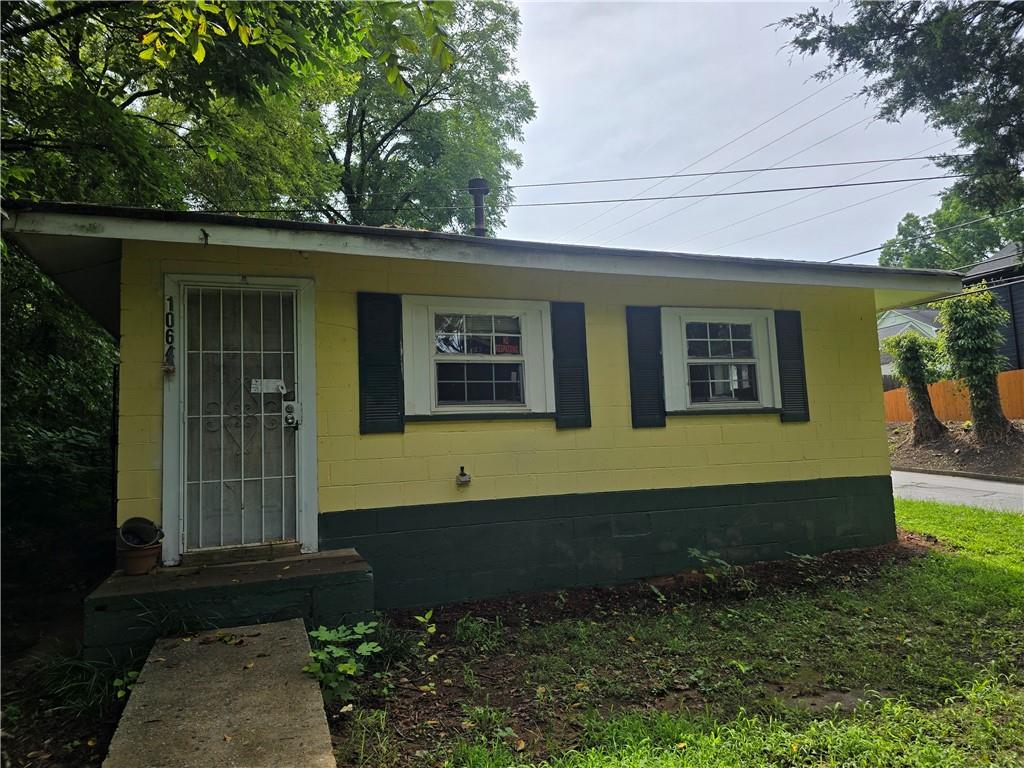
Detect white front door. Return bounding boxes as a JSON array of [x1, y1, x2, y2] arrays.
[[162, 276, 318, 562]]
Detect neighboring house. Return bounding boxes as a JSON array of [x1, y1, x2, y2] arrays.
[[877, 308, 939, 383], [3, 202, 961, 651], [963, 243, 1024, 371]]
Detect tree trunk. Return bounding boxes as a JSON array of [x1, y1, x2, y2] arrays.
[[968, 374, 1012, 443], [906, 379, 946, 444]]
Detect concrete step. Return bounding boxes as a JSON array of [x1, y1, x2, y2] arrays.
[[84, 548, 372, 662], [103, 619, 334, 768]]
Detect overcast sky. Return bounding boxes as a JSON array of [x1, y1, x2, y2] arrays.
[[499, 1, 956, 265]]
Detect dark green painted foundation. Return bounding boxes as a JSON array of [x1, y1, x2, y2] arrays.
[[320, 475, 896, 609]]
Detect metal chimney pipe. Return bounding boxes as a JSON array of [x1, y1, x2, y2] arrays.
[[468, 178, 490, 236]]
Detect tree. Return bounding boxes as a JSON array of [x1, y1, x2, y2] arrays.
[[879, 191, 1023, 270], [0, 0, 453, 203], [0, 1, 455, 554], [184, 0, 535, 233], [327, 0, 533, 233], [0, 243, 118, 535], [780, 2, 1024, 211], [936, 285, 1014, 443], [882, 332, 946, 443]]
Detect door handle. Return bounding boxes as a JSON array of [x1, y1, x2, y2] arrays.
[[283, 401, 301, 428]]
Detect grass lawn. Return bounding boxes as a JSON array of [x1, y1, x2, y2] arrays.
[[334, 500, 1024, 767]]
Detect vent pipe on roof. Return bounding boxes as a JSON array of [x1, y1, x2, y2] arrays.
[[468, 178, 490, 236]]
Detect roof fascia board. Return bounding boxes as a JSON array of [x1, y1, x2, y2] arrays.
[[5, 209, 963, 297]]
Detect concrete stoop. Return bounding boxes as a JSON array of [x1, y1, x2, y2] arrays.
[[85, 548, 372, 663], [103, 619, 334, 768]]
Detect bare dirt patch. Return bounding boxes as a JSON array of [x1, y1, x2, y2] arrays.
[[888, 419, 1024, 479]]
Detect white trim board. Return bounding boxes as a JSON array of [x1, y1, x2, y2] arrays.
[[160, 274, 319, 565], [5, 210, 962, 309]]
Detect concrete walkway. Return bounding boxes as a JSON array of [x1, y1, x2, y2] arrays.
[[892, 470, 1024, 513], [104, 619, 334, 768]]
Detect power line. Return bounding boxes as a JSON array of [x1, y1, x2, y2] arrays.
[[676, 178, 942, 251], [670, 138, 954, 251], [553, 73, 852, 242], [826, 204, 1024, 263], [927, 274, 1024, 305], [509, 175, 963, 209], [506, 154, 961, 191], [169, 152, 967, 209], [583, 98, 858, 243], [193, 174, 966, 216], [600, 115, 873, 246]]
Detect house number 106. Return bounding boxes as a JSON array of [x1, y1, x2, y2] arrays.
[[162, 296, 176, 374]]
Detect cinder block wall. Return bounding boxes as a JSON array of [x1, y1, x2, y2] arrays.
[[118, 241, 891, 526]]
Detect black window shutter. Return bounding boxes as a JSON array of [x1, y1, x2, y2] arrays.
[[626, 306, 665, 428], [550, 302, 591, 429], [357, 292, 405, 434], [774, 309, 810, 423]]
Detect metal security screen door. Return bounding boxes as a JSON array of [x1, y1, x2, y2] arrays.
[[183, 286, 300, 550]]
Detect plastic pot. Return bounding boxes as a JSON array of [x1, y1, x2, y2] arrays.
[[117, 517, 164, 575]]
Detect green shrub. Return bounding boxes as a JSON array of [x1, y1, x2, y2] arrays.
[[882, 331, 946, 443], [937, 285, 1013, 442]]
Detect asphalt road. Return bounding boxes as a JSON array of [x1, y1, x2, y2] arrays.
[[891, 470, 1024, 513]]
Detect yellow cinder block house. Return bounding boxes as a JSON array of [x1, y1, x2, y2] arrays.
[[5, 202, 962, 614]]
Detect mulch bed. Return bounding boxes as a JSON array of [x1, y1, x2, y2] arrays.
[[329, 531, 937, 765], [888, 419, 1024, 479]]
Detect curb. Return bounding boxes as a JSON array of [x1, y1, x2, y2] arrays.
[[891, 466, 1024, 485]]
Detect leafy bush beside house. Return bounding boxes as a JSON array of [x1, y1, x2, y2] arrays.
[[882, 332, 945, 443], [937, 285, 1015, 443]]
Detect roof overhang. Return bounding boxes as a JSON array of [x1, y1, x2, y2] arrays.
[[2, 203, 963, 336]]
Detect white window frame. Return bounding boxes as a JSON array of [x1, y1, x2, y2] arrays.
[[161, 274, 319, 565], [402, 296, 556, 416], [661, 307, 781, 413]]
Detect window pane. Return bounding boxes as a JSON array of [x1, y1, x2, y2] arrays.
[[466, 314, 493, 333], [494, 382, 522, 402], [687, 340, 710, 357], [437, 382, 466, 403], [494, 363, 520, 381], [435, 314, 464, 333], [689, 381, 711, 403], [709, 322, 730, 339], [465, 363, 492, 380], [685, 322, 708, 340], [467, 335, 493, 354], [731, 323, 752, 339], [437, 362, 465, 381], [467, 382, 494, 401], [733, 340, 754, 357], [494, 335, 521, 355], [494, 316, 521, 333], [436, 333, 464, 354], [709, 340, 732, 357], [689, 364, 709, 380]]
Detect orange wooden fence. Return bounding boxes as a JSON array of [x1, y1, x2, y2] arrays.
[[884, 368, 1024, 422]]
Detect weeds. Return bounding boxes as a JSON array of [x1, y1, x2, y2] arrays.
[[454, 614, 504, 654], [33, 653, 142, 718], [303, 622, 382, 703]]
